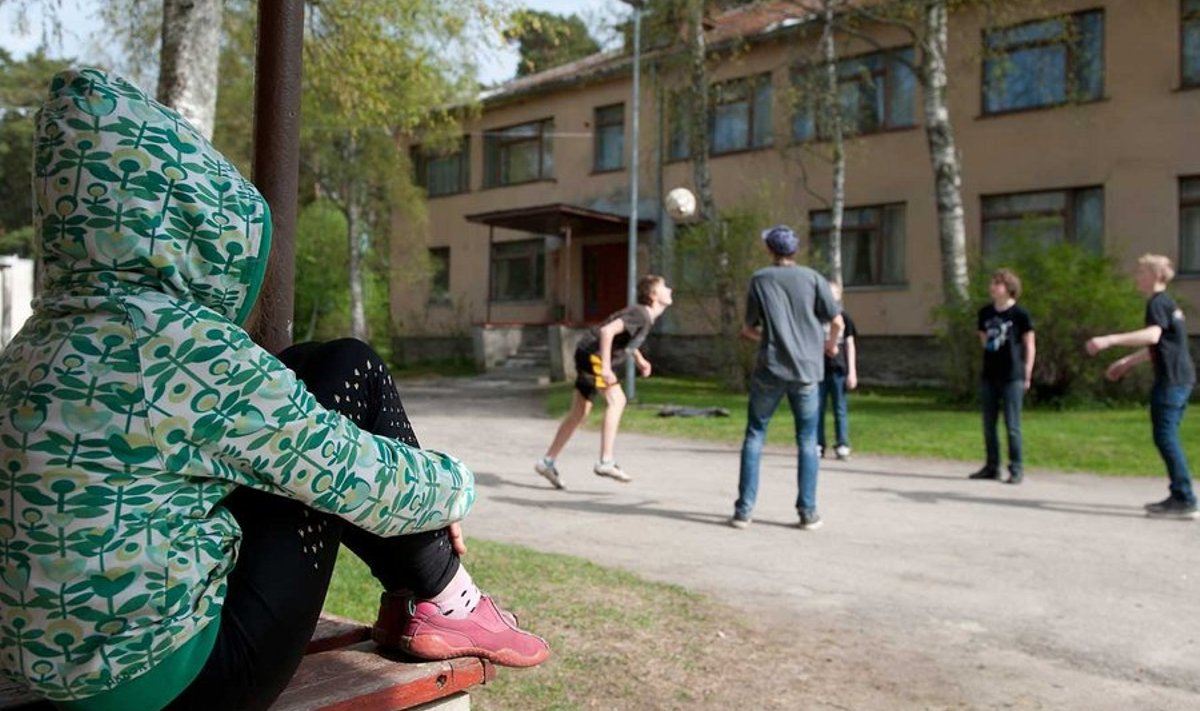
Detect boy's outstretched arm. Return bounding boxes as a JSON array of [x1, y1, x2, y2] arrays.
[[1023, 331, 1036, 391], [633, 349, 652, 378], [846, 335, 858, 390]]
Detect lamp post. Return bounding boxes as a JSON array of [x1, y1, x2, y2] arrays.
[[619, 0, 645, 400]]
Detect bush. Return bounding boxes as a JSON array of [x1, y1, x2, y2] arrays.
[[936, 234, 1148, 405]]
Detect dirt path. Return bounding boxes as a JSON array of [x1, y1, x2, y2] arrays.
[[401, 375, 1200, 710]]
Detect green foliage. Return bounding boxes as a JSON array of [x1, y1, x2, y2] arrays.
[[935, 230, 1147, 404], [506, 9, 601, 78], [0, 225, 34, 257], [0, 49, 73, 241], [292, 200, 393, 358]]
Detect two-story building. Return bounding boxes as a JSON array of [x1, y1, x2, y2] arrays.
[[391, 0, 1200, 382]]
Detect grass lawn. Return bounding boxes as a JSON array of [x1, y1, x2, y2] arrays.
[[324, 539, 798, 710], [546, 377, 1198, 477]]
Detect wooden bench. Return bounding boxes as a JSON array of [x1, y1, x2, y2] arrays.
[[0, 615, 495, 711]]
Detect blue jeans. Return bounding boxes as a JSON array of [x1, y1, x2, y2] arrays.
[[818, 370, 849, 450], [1150, 382, 1195, 506], [736, 370, 821, 519], [981, 379, 1024, 474]]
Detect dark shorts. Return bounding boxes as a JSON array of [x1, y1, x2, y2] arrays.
[[574, 348, 609, 401]]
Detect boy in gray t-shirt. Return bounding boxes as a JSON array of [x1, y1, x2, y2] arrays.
[[733, 225, 842, 531]]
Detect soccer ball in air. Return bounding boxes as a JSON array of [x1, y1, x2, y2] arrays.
[[664, 187, 697, 222]]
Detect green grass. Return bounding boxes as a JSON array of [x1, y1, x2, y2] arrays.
[[546, 377, 1199, 477], [324, 539, 770, 710]]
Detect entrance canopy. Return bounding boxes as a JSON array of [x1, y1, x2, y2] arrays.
[[464, 203, 654, 237]]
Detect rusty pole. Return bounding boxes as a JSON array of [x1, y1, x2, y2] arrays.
[[250, 0, 305, 353]]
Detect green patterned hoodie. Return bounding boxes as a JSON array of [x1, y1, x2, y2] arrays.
[[0, 67, 475, 703]]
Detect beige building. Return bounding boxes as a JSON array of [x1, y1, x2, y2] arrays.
[[391, 0, 1200, 380]]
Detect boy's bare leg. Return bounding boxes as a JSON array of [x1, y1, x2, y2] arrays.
[[546, 390, 592, 460], [599, 384, 627, 462]]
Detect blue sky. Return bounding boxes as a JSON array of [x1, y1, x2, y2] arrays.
[[0, 0, 625, 86]]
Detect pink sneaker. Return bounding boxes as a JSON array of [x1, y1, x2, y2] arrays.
[[375, 593, 550, 668]]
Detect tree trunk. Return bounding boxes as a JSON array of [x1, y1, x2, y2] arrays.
[[157, 0, 222, 139], [822, 0, 845, 288], [687, 0, 743, 389], [345, 179, 368, 341], [919, 0, 969, 306]]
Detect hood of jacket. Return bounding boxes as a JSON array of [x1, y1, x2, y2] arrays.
[[33, 67, 270, 325]]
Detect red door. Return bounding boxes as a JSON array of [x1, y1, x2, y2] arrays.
[[582, 243, 628, 322]]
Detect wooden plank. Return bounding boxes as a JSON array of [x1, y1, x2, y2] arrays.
[[270, 643, 495, 711], [307, 613, 372, 654]]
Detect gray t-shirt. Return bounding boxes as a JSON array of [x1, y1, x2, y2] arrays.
[[744, 264, 839, 383]]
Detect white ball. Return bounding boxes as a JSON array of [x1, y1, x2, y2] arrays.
[[664, 187, 697, 222]]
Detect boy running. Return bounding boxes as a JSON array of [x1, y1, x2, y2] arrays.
[[535, 275, 673, 488]]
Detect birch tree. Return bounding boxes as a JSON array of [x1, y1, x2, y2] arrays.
[[684, 0, 746, 388], [156, 0, 221, 139], [801, 0, 971, 305], [818, 0, 846, 288]]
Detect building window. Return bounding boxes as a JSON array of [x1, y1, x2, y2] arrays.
[[810, 204, 906, 287], [982, 9, 1104, 115], [666, 89, 691, 161], [483, 118, 554, 188], [981, 186, 1104, 257], [593, 103, 625, 172], [412, 138, 469, 197], [429, 247, 450, 303], [490, 239, 545, 301], [1181, 177, 1200, 273], [792, 47, 916, 142], [710, 73, 773, 155], [1184, 0, 1200, 87]]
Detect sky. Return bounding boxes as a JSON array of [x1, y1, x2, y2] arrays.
[[0, 0, 626, 86]]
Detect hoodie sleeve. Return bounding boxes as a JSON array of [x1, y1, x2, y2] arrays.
[[139, 310, 473, 536]]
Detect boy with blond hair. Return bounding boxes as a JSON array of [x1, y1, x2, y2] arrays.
[[1087, 254, 1197, 520]]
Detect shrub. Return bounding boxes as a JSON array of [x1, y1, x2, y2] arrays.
[[936, 233, 1148, 405]]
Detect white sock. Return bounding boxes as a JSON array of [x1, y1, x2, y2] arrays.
[[425, 565, 481, 620]]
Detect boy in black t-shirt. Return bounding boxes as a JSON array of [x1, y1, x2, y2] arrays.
[[1087, 254, 1197, 520], [534, 275, 673, 488], [970, 269, 1036, 484], [819, 283, 858, 460]]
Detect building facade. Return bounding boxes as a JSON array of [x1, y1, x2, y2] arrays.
[[391, 0, 1200, 380]]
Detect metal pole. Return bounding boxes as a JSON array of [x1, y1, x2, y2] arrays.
[[624, 2, 642, 399], [250, 0, 304, 354]]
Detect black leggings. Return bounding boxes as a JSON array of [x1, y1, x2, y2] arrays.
[[164, 339, 460, 711]]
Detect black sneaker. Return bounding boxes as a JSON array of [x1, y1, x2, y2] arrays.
[[969, 467, 1000, 480], [729, 514, 751, 530], [1005, 469, 1024, 485], [1145, 498, 1199, 520], [798, 511, 823, 531]]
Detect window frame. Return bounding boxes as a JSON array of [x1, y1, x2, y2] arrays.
[[791, 46, 917, 143], [980, 8, 1105, 117], [592, 103, 625, 173], [808, 202, 908, 288], [411, 137, 470, 198], [489, 238, 546, 303], [1180, 175, 1200, 275], [482, 118, 555, 188], [709, 72, 774, 156], [1183, 0, 1200, 88], [980, 185, 1105, 257]]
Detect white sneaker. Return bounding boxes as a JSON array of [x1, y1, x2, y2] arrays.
[[834, 445, 851, 461], [593, 460, 632, 483], [534, 458, 565, 489]]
